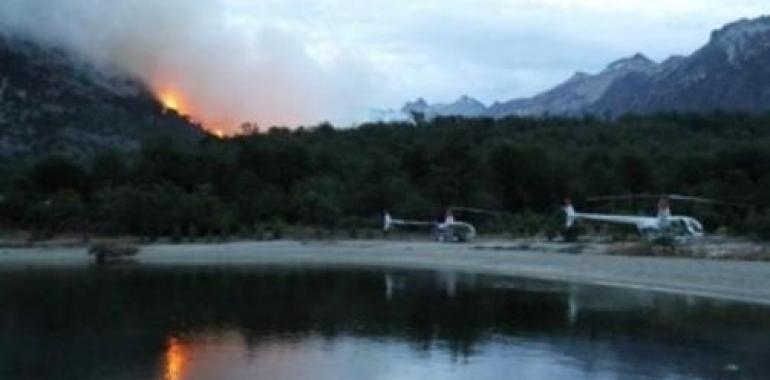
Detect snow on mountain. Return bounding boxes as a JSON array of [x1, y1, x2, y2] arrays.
[[389, 15, 770, 122], [401, 95, 487, 119], [487, 53, 658, 117]]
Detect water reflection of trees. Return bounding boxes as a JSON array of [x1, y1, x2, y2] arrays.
[[1, 267, 770, 379]]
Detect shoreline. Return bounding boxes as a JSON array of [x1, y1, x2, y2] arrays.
[[2, 240, 770, 306]]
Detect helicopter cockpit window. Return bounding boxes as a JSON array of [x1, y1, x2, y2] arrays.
[[686, 219, 704, 234], [668, 219, 687, 235]]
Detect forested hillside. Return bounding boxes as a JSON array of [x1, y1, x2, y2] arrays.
[[2, 113, 770, 239], [0, 36, 204, 159]]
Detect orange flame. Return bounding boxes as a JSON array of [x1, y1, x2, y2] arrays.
[[158, 88, 187, 115], [154, 83, 239, 137]]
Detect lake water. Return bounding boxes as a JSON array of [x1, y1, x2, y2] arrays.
[[2, 265, 770, 380]]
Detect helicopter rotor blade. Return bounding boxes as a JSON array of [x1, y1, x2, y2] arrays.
[[448, 206, 509, 217], [586, 194, 659, 202], [666, 194, 748, 208], [586, 194, 748, 208]]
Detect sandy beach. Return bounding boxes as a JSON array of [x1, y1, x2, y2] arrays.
[[2, 239, 770, 305]]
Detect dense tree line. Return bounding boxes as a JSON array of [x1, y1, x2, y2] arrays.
[[2, 112, 770, 240]]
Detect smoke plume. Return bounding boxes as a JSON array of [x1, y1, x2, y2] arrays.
[[0, 0, 374, 132]]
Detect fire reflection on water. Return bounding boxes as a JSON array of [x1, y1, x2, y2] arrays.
[[164, 337, 188, 380]]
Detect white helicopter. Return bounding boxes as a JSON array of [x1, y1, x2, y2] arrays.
[[383, 209, 477, 242], [563, 196, 706, 240]]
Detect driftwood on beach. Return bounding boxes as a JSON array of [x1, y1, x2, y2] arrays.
[[88, 243, 140, 264]]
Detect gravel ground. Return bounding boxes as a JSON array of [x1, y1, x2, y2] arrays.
[[2, 239, 770, 305]]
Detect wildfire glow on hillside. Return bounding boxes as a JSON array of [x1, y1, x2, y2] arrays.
[[158, 89, 185, 114], [0, 1, 380, 134], [156, 86, 226, 137]]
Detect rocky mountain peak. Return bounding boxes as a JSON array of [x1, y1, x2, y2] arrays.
[[454, 95, 484, 106], [711, 16, 770, 44], [401, 98, 429, 114], [400, 95, 487, 120], [710, 16, 770, 63], [605, 53, 657, 73]]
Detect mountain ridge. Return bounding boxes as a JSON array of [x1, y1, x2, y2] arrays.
[[399, 15, 770, 120]]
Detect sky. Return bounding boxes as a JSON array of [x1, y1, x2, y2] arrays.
[[0, 0, 767, 131]]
